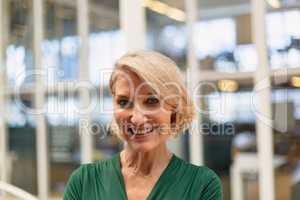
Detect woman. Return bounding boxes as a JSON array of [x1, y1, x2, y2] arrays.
[[64, 50, 223, 200]]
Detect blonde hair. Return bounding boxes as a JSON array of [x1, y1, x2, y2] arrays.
[[109, 50, 196, 136]]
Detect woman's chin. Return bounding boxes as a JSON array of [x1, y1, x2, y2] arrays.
[[123, 131, 170, 152], [128, 141, 157, 153]]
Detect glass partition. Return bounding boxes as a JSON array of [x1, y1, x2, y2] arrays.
[[195, 1, 259, 199], [7, 94, 37, 195], [5, 0, 34, 87], [196, 0, 256, 73], [88, 0, 125, 85], [266, 3, 300, 69], [45, 93, 80, 198], [146, 0, 187, 71], [266, 2, 300, 199], [200, 79, 257, 199], [43, 0, 80, 83]]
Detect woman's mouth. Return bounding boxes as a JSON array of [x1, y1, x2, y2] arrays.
[[127, 125, 157, 137]]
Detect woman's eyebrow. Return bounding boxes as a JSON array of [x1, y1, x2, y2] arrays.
[[137, 93, 157, 97], [115, 95, 129, 99], [147, 92, 158, 95]]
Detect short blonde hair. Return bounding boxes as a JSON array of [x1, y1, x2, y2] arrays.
[[109, 50, 196, 136]]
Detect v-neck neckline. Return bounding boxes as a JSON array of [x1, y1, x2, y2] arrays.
[[112, 152, 177, 200]]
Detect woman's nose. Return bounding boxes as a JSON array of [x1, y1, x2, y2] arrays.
[[129, 106, 148, 126]]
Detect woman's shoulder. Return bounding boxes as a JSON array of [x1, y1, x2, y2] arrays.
[[173, 155, 223, 199], [63, 155, 118, 200], [174, 155, 219, 179], [72, 154, 118, 176]]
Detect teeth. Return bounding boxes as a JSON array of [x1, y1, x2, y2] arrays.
[[136, 127, 153, 135], [128, 126, 154, 135]]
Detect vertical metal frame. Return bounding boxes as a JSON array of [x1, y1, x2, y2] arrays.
[[0, 0, 8, 186], [33, 0, 49, 199], [251, 0, 275, 199], [120, 0, 146, 50], [185, 0, 204, 165], [77, 0, 93, 164]]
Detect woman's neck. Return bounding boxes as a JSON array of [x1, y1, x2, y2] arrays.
[[120, 144, 172, 177]]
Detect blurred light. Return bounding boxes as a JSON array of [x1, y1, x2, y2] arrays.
[[144, 0, 186, 22], [217, 79, 239, 92], [291, 76, 300, 87], [167, 8, 186, 22], [266, 0, 281, 9], [145, 0, 168, 14]]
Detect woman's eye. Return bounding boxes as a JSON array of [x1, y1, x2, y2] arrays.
[[146, 96, 159, 105], [117, 99, 132, 108]]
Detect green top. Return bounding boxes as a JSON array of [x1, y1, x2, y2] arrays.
[[63, 153, 223, 200]]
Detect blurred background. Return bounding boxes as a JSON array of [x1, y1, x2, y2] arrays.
[[0, 0, 300, 200]]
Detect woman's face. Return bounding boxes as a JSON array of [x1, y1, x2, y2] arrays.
[[113, 70, 173, 152]]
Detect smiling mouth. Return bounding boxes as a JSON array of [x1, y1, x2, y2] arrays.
[[127, 126, 157, 137]]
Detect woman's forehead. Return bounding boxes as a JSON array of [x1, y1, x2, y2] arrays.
[[114, 75, 157, 96]]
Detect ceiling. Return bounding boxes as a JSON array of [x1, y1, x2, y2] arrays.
[[162, 0, 300, 10], [6, 0, 300, 43], [161, 0, 249, 10]]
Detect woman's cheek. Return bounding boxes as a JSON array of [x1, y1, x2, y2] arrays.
[[114, 108, 125, 122], [114, 111, 129, 138]]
